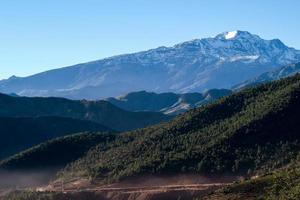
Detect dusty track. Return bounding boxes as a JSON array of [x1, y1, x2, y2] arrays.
[[35, 175, 236, 200], [0, 175, 237, 200], [39, 183, 228, 200], [47, 183, 229, 193]]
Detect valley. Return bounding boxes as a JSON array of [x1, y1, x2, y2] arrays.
[[2, 73, 300, 199]]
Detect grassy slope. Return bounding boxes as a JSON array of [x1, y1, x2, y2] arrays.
[[0, 94, 170, 131], [58, 74, 300, 183], [0, 116, 111, 160]]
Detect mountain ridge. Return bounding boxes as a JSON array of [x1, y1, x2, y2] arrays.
[[0, 93, 170, 131], [106, 89, 232, 115]]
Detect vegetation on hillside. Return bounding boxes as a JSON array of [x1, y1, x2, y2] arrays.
[[3, 74, 300, 200], [57, 74, 300, 183]]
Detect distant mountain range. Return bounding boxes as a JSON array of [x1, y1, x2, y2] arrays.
[[1, 30, 300, 99], [0, 93, 170, 132], [106, 89, 232, 115]]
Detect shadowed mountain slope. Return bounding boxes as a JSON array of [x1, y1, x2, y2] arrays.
[[0, 93, 170, 131], [0, 116, 111, 160]]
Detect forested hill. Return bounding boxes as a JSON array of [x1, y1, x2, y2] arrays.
[[0, 93, 170, 131], [59, 73, 300, 183], [0, 116, 111, 160]]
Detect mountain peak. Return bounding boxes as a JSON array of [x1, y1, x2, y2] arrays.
[[8, 75, 19, 80], [224, 30, 238, 39], [215, 30, 256, 40]]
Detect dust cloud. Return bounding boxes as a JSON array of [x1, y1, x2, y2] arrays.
[[0, 169, 57, 189]]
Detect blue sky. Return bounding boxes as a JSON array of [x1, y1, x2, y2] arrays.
[[1, 0, 300, 79]]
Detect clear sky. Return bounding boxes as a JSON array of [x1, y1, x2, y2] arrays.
[[1, 0, 300, 79]]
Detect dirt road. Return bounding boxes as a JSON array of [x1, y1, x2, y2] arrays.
[[34, 175, 236, 200], [46, 183, 228, 193]]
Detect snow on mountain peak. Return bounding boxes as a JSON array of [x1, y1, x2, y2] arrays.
[[224, 31, 238, 39], [215, 30, 259, 41]]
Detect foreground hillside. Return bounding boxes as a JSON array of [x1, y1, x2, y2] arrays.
[[0, 116, 110, 160], [56, 73, 300, 183], [0, 93, 170, 131]]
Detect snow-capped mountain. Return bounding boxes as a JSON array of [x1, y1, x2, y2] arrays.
[[1, 30, 300, 99]]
